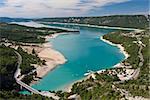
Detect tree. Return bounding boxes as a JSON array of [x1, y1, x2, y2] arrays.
[[42, 60, 46, 65], [32, 48, 36, 54]]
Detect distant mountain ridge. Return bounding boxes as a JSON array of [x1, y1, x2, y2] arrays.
[[35, 15, 150, 29], [0, 17, 31, 22], [0, 15, 149, 29], [34, 15, 150, 29]]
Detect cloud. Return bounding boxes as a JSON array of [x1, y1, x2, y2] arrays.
[[0, 0, 130, 18]]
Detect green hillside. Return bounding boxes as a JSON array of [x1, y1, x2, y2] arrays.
[[35, 15, 150, 29], [0, 22, 69, 43]]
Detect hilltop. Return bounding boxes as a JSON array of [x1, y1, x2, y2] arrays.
[[34, 15, 150, 29], [1, 15, 149, 29]]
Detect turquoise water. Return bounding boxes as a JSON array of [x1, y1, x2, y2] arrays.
[[32, 24, 125, 91]]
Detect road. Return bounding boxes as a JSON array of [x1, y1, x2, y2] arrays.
[[14, 51, 59, 100], [14, 51, 22, 79]]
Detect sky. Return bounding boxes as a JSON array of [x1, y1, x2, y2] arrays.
[[0, 0, 149, 18]]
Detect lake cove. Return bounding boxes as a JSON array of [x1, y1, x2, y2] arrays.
[[32, 23, 125, 91]]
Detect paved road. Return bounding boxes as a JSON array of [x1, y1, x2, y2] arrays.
[[14, 51, 59, 100], [14, 51, 22, 79]]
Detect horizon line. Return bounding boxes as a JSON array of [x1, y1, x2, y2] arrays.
[[0, 14, 149, 19]]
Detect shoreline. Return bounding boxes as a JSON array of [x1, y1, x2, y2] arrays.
[[30, 33, 68, 85], [14, 21, 130, 92], [40, 22, 144, 32], [100, 36, 129, 60], [100, 36, 130, 71], [63, 74, 94, 92], [62, 35, 130, 92], [11, 21, 79, 32], [10, 21, 69, 84]]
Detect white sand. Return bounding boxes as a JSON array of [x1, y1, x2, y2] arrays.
[[38, 47, 66, 65], [19, 33, 67, 85], [35, 34, 67, 78], [45, 32, 68, 42], [11, 21, 52, 28], [11, 21, 69, 84], [63, 77, 89, 92]]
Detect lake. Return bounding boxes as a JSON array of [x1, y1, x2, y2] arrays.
[[32, 23, 125, 91]]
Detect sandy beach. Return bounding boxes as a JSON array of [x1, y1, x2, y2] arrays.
[[11, 21, 70, 85], [35, 34, 67, 78], [18, 33, 67, 85], [63, 75, 91, 92], [36, 47, 67, 77]]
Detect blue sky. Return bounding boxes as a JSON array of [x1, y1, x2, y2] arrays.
[[0, 0, 149, 18]]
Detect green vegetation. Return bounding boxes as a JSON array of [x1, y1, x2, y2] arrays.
[[56, 72, 122, 100], [0, 22, 69, 43], [17, 47, 41, 74], [119, 38, 149, 97], [0, 45, 18, 90], [0, 22, 71, 99], [103, 30, 150, 98], [16, 46, 45, 84], [22, 74, 35, 85], [0, 22, 70, 99], [103, 31, 140, 68], [35, 15, 149, 29], [95, 71, 120, 82], [0, 91, 53, 100], [140, 35, 149, 85], [71, 76, 122, 100], [0, 45, 52, 99]]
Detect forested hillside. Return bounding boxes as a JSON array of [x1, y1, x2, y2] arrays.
[[0, 45, 18, 90], [35, 15, 150, 29], [0, 22, 69, 43], [0, 45, 52, 99]]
